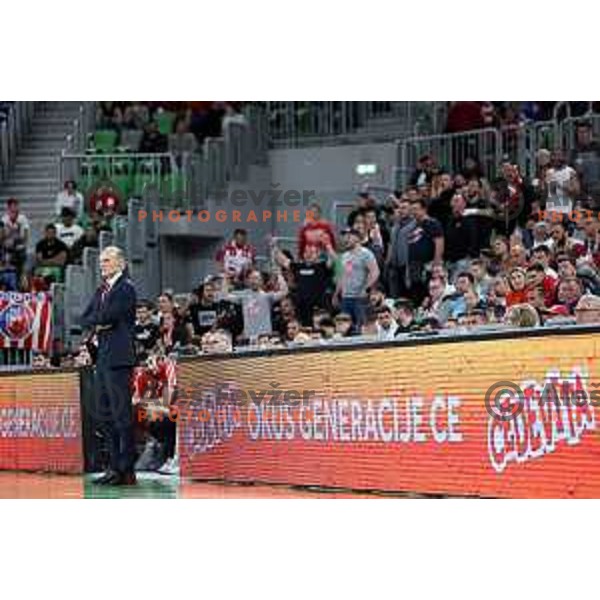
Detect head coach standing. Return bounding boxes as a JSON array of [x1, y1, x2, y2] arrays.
[[80, 246, 137, 486]]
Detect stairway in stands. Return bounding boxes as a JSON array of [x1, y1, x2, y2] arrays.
[[0, 101, 84, 241]]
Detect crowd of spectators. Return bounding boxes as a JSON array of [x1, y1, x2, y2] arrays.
[[0, 180, 123, 292], [20, 117, 600, 474], [95, 101, 246, 152], [25, 122, 600, 369], [62, 137, 598, 378], [444, 101, 600, 134], [110, 134, 600, 362], [7, 111, 600, 349]]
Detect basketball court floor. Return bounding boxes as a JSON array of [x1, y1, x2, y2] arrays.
[[0, 472, 408, 499]]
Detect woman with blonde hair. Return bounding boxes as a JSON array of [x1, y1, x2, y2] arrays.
[[505, 303, 540, 328]]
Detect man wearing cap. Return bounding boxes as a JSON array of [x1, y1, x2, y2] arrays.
[[334, 228, 380, 333], [531, 221, 553, 250]]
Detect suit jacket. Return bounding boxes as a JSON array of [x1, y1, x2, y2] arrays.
[[80, 274, 137, 368]]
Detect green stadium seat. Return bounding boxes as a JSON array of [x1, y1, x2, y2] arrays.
[[78, 175, 92, 193], [161, 172, 185, 198], [112, 174, 131, 199], [35, 266, 64, 284], [133, 172, 159, 197], [156, 111, 176, 135], [93, 130, 118, 153]]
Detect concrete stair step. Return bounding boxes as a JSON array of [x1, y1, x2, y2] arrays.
[[2, 102, 93, 233], [18, 149, 60, 157], [14, 155, 59, 163], [27, 131, 70, 140], [24, 144, 67, 152], [1, 185, 56, 193], [24, 144, 68, 153], [0, 200, 55, 207], [0, 194, 57, 202], [0, 182, 57, 191], [1, 183, 57, 192], [36, 113, 82, 122], [13, 161, 58, 170], [2, 174, 56, 182], [1, 183, 57, 191], [37, 104, 83, 113], [30, 119, 76, 127], [12, 166, 58, 176]]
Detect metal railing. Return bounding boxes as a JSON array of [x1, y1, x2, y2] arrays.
[[245, 104, 269, 165], [0, 349, 32, 371], [63, 102, 97, 155], [264, 101, 444, 148], [397, 127, 502, 189], [0, 101, 36, 186], [59, 151, 192, 206], [397, 114, 600, 189], [58, 103, 272, 214], [224, 120, 249, 182]]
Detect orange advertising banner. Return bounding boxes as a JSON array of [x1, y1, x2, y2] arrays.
[[0, 371, 83, 473], [177, 331, 600, 498]]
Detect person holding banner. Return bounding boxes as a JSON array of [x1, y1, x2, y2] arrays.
[[81, 246, 137, 486]]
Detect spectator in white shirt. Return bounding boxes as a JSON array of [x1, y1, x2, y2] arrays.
[[55, 180, 84, 219], [531, 221, 554, 250], [376, 305, 399, 340], [545, 150, 579, 215], [55, 207, 84, 249]]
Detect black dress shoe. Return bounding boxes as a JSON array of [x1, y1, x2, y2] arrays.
[[109, 472, 137, 486], [92, 470, 118, 485]]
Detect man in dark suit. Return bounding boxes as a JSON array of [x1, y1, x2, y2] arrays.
[[81, 246, 137, 485]]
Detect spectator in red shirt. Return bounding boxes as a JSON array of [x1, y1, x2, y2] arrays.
[[506, 267, 528, 306], [297, 202, 336, 258], [89, 186, 120, 217], [525, 285, 548, 320], [445, 101, 484, 133], [216, 228, 256, 287], [526, 263, 557, 307]]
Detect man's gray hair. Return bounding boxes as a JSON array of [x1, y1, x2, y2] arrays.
[[100, 246, 126, 268]]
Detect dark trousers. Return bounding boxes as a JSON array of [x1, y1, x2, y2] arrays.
[[95, 363, 135, 474], [149, 419, 177, 460], [386, 264, 411, 299], [387, 263, 427, 304]]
